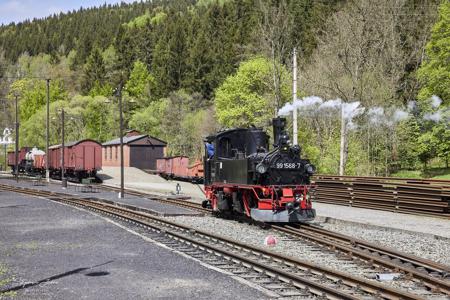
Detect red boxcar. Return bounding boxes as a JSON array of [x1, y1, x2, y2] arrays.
[[48, 139, 102, 181]]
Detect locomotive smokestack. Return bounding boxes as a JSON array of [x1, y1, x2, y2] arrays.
[[272, 117, 287, 147]]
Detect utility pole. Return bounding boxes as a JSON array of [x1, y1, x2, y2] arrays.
[[339, 106, 346, 176], [46, 78, 50, 182], [61, 108, 67, 188], [118, 84, 124, 198], [292, 48, 298, 145], [14, 94, 19, 182]]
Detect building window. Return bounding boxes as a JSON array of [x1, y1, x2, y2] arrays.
[[104, 148, 107, 160], [110, 146, 112, 160], [115, 146, 118, 159]]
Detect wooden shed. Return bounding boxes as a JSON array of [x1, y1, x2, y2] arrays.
[[102, 131, 167, 170]]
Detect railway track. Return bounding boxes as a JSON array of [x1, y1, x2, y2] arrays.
[[100, 184, 210, 213], [98, 185, 450, 296], [99, 184, 450, 291], [0, 183, 433, 299], [272, 225, 450, 295]]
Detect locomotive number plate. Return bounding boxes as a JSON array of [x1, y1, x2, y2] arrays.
[[275, 162, 302, 169]]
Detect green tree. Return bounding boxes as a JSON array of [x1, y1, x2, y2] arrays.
[[417, 2, 450, 104], [128, 99, 168, 138], [82, 47, 107, 94], [214, 56, 290, 128], [125, 60, 155, 106], [81, 95, 116, 141], [9, 78, 68, 122]]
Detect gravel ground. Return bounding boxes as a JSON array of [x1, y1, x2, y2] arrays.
[[166, 215, 448, 298], [0, 178, 198, 216], [320, 221, 450, 266], [0, 191, 269, 299], [313, 202, 450, 238], [98, 167, 206, 201]]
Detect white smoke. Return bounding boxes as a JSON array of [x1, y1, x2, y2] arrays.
[[430, 95, 442, 109], [424, 111, 442, 122], [294, 96, 323, 109], [393, 109, 409, 122], [278, 103, 295, 116], [279, 96, 366, 129], [319, 98, 342, 110], [342, 102, 365, 129], [279, 96, 415, 129], [368, 107, 385, 125], [407, 101, 417, 111]]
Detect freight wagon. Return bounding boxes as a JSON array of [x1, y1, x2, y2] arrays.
[[48, 139, 102, 182], [156, 156, 204, 183]]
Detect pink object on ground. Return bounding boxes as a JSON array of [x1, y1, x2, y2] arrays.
[[264, 235, 277, 246]]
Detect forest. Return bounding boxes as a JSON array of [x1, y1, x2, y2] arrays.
[[0, 0, 448, 178]]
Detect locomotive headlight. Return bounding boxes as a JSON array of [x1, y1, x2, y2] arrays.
[[256, 163, 267, 174], [306, 164, 316, 174], [295, 194, 303, 202]]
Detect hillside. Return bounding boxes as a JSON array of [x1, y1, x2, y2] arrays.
[[0, 0, 448, 177]]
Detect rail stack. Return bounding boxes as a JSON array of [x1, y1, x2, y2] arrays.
[[312, 175, 450, 218]]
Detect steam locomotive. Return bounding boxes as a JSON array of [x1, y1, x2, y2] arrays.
[[202, 117, 316, 223]]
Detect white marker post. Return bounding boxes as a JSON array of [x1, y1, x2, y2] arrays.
[[0, 128, 14, 172]]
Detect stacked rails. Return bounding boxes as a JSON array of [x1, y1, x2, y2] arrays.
[[313, 174, 450, 186], [311, 176, 450, 218]]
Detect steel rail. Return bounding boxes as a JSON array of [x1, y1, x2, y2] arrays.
[[272, 225, 450, 296], [0, 183, 425, 300], [100, 184, 210, 213], [96, 184, 450, 293], [299, 224, 450, 275], [313, 175, 450, 186]]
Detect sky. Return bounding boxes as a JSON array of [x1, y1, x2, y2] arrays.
[[0, 0, 136, 25]]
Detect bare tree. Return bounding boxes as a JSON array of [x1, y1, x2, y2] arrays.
[[258, 0, 291, 115], [300, 0, 439, 175]]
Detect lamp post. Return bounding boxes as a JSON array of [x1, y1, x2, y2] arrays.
[[14, 94, 19, 182], [118, 85, 124, 198], [60, 108, 67, 188], [105, 84, 130, 198], [46, 78, 50, 182]]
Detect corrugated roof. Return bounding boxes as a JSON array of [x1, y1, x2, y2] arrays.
[[49, 139, 101, 149], [102, 134, 167, 146], [102, 134, 146, 146]]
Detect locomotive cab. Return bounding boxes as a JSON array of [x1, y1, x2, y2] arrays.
[[204, 128, 269, 185], [203, 118, 316, 223]]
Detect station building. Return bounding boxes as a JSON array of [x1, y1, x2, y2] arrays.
[[102, 130, 167, 170]]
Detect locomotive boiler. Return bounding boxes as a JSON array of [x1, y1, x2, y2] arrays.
[[202, 117, 316, 223]]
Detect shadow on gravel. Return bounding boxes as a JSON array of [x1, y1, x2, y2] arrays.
[[0, 205, 28, 209], [85, 271, 110, 277], [0, 260, 114, 293]]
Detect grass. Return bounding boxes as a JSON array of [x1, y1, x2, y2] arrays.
[[0, 263, 16, 298], [391, 167, 450, 180], [432, 173, 450, 180], [391, 170, 422, 179]]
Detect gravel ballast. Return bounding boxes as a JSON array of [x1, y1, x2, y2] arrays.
[[321, 221, 450, 266], [166, 215, 449, 298]]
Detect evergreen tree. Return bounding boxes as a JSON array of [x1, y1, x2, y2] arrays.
[[82, 47, 107, 94]]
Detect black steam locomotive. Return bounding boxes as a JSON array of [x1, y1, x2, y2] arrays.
[[203, 117, 316, 223]]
